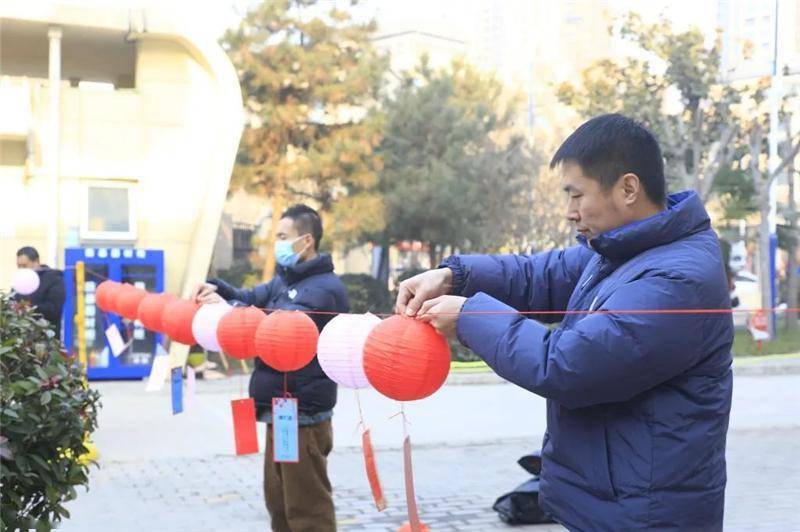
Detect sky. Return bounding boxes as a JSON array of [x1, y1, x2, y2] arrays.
[[62, 0, 723, 42]]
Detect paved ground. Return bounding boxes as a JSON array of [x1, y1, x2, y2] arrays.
[[58, 370, 800, 531]]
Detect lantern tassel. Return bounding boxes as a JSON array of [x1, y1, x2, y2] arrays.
[[355, 390, 387, 511], [400, 405, 423, 532]]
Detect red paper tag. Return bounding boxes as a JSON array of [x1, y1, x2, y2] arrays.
[[404, 435, 422, 532], [231, 398, 259, 456], [362, 429, 387, 511]]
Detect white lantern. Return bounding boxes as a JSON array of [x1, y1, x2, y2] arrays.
[[318, 313, 381, 389], [11, 268, 40, 295], [191, 302, 232, 352]]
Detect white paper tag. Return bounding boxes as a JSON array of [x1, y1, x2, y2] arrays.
[[145, 354, 171, 392], [272, 398, 299, 463], [105, 324, 127, 357]]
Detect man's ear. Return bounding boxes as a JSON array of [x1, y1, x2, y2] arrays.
[[619, 173, 642, 205]]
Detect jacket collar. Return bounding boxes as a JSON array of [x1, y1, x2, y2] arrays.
[[577, 190, 710, 261], [277, 253, 334, 285]]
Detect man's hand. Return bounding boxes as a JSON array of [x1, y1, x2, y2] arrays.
[[416, 295, 467, 339], [395, 268, 454, 317], [192, 282, 220, 304]]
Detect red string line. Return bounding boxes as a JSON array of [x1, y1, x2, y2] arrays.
[[72, 266, 800, 317]]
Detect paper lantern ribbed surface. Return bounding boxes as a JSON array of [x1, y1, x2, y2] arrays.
[[317, 313, 381, 389], [108, 283, 136, 315], [216, 306, 265, 360], [161, 298, 199, 345], [137, 293, 175, 333], [117, 287, 148, 320], [11, 268, 40, 295], [363, 316, 451, 401], [192, 302, 232, 352], [95, 280, 119, 312], [254, 311, 319, 372]]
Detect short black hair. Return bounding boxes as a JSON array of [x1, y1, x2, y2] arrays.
[[281, 204, 323, 250], [550, 114, 666, 205], [17, 246, 40, 262]]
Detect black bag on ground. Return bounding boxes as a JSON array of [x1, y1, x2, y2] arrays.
[[492, 451, 555, 525]]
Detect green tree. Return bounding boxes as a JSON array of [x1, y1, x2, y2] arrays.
[[378, 59, 537, 266], [557, 14, 740, 201], [223, 0, 388, 279]]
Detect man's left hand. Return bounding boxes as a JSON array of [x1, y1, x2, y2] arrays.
[[415, 295, 467, 339]]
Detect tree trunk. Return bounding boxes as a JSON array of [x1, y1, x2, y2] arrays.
[[427, 242, 438, 270], [261, 193, 286, 282], [785, 157, 799, 331], [374, 236, 390, 286]]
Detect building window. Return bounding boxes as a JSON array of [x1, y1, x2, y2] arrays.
[[232, 223, 255, 263], [81, 182, 137, 241]]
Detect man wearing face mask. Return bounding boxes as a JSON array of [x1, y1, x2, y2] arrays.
[[193, 204, 349, 532]]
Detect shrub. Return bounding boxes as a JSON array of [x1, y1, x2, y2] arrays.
[[0, 293, 101, 531], [340, 274, 393, 315]]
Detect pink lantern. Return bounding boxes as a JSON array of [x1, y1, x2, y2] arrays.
[[11, 268, 40, 295], [317, 313, 381, 389], [191, 302, 232, 352]]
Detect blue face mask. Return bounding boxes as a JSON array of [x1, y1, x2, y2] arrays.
[[275, 236, 308, 267]]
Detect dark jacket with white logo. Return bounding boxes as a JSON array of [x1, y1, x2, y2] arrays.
[[209, 254, 349, 424]]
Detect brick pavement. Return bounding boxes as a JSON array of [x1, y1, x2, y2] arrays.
[[60, 428, 800, 531]]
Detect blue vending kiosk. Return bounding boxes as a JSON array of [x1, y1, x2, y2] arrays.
[[63, 247, 164, 380]]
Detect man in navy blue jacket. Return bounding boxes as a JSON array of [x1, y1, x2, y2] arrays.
[[195, 204, 348, 532], [397, 115, 733, 531]]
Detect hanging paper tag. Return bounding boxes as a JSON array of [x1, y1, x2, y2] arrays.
[[231, 398, 259, 456], [272, 397, 299, 463], [185, 367, 196, 410], [363, 429, 387, 511], [171, 367, 183, 415], [105, 323, 127, 357], [404, 435, 423, 532], [145, 354, 170, 392]]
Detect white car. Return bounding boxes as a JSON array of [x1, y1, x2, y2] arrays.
[[731, 271, 761, 329]]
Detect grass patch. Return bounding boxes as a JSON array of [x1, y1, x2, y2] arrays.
[[732, 327, 800, 356], [450, 360, 490, 373]]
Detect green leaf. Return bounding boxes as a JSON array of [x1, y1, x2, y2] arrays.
[[40, 392, 51, 406]]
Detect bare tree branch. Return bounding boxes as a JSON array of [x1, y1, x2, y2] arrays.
[[699, 124, 737, 201], [767, 135, 800, 188], [749, 124, 764, 194]]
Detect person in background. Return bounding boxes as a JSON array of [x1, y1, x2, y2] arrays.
[[193, 204, 349, 532], [15, 246, 66, 339]]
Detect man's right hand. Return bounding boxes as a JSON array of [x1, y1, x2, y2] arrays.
[[192, 282, 220, 304], [395, 268, 454, 317]]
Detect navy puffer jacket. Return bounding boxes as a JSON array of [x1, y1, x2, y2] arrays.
[[443, 191, 733, 531]]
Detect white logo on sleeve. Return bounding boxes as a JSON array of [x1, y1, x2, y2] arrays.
[[288, 289, 297, 300]]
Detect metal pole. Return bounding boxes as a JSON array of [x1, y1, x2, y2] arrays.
[[47, 26, 62, 268], [75, 261, 88, 372], [767, 0, 782, 335]]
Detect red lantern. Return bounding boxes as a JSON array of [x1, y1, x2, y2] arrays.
[[363, 316, 451, 401], [161, 298, 199, 345], [95, 280, 119, 312], [137, 293, 176, 333], [108, 283, 137, 315], [117, 287, 148, 320], [217, 306, 265, 360], [254, 311, 319, 372]]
